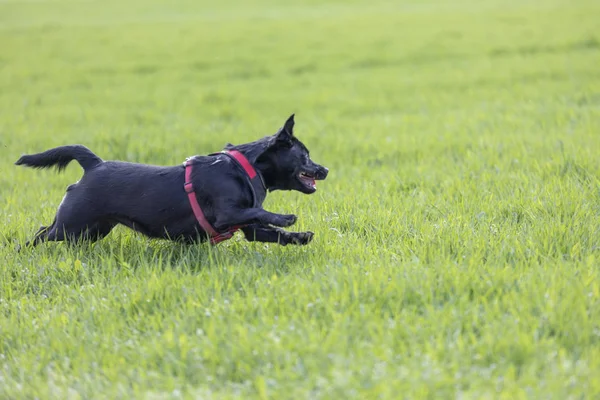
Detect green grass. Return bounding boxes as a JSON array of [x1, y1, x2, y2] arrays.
[[1, 0, 600, 398]]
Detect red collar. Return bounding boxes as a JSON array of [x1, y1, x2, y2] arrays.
[[183, 150, 258, 245]]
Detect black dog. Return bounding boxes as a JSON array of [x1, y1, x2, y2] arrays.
[[15, 114, 328, 248]]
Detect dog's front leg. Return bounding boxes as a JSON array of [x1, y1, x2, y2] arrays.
[[214, 208, 297, 231], [241, 224, 314, 246]]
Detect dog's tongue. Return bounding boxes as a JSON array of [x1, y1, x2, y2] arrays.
[[301, 175, 316, 189]]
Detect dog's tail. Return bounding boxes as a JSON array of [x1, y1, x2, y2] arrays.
[[15, 145, 103, 173]]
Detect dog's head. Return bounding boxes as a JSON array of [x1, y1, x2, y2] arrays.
[[228, 115, 328, 194]]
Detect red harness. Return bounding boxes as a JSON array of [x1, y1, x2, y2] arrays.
[[184, 150, 258, 245]]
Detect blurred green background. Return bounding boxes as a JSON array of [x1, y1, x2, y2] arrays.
[[1, 0, 599, 398]]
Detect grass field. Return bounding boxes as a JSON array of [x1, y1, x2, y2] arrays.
[[1, 0, 600, 398]]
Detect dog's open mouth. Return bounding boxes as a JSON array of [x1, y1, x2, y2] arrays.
[[298, 172, 317, 191]]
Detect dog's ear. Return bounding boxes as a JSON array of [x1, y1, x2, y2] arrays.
[[283, 114, 295, 135], [224, 142, 234, 149], [275, 114, 295, 146]]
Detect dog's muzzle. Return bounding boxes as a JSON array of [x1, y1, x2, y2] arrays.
[[315, 165, 329, 180]]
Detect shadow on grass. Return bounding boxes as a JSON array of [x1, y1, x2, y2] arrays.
[[6, 231, 311, 277]]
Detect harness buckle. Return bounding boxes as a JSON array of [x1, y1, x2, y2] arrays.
[[210, 231, 234, 244]]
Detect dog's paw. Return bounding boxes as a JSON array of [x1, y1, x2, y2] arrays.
[[279, 214, 297, 227], [290, 231, 314, 245]]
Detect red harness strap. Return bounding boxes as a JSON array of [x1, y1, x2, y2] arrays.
[[224, 150, 257, 178], [184, 150, 257, 245]]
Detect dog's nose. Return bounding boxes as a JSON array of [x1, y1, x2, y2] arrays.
[[319, 166, 329, 179]]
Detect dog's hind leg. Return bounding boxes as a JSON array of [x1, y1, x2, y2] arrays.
[[41, 220, 114, 245], [26, 197, 114, 247], [24, 218, 57, 248], [35, 188, 113, 244]]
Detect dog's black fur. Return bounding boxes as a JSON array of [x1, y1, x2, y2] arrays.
[[15, 115, 328, 248]]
